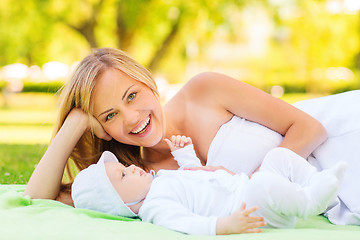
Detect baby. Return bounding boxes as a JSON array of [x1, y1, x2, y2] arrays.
[[72, 135, 346, 235]]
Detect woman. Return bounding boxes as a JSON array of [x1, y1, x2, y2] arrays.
[[24, 48, 359, 226]]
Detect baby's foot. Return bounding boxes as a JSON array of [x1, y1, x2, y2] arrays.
[[325, 162, 348, 184], [304, 162, 347, 217]]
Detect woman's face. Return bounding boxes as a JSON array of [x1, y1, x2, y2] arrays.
[[91, 68, 163, 147]]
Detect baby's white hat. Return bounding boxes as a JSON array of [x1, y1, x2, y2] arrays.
[[71, 151, 137, 218]]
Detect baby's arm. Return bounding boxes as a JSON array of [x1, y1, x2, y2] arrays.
[[140, 190, 264, 235], [164, 135, 202, 169], [141, 197, 217, 235]]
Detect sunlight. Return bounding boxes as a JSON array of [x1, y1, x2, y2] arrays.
[[326, 0, 360, 14], [344, 0, 360, 11], [42, 61, 70, 80]]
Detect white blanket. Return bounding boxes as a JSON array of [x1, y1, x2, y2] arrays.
[[293, 90, 360, 225]]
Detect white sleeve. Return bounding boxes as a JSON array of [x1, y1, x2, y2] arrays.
[[171, 144, 202, 169], [139, 194, 217, 235]]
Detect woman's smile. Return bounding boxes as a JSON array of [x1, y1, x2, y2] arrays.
[[130, 115, 151, 135]]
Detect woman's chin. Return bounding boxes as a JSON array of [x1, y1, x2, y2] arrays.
[[144, 134, 163, 147]]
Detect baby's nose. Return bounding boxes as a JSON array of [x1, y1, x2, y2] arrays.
[[129, 164, 136, 173]]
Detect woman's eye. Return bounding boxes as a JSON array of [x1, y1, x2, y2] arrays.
[[106, 112, 116, 121], [127, 92, 136, 102], [122, 172, 126, 178]]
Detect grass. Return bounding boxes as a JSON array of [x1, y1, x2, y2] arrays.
[[0, 92, 57, 184], [0, 144, 47, 184], [0, 91, 325, 185]]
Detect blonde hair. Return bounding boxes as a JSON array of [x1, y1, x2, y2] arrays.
[[54, 48, 159, 187]]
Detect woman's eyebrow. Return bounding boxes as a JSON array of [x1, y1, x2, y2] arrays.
[[97, 84, 135, 117], [122, 84, 135, 100], [98, 108, 114, 118]]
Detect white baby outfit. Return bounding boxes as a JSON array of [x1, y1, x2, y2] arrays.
[[139, 146, 341, 235], [206, 90, 360, 225]]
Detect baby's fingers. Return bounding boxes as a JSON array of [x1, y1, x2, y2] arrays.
[[244, 217, 267, 232], [179, 135, 187, 147], [176, 135, 187, 147], [243, 206, 259, 216], [170, 135, 192, 148], [247, 216, 265, 223], [240, 202, 246, 210], [244, 228, 263, 234], [164, 138, 175, 151], [184, 136, 192, 146], [171, 135, 182, 147]]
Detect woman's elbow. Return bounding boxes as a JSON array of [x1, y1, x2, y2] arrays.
[[314, 119, 328, 143], [305, 117, 328, 150]]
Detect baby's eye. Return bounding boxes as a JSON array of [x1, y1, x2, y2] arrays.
[[106, 112, 116, 121], [122, 172, 126, 178], [127, 92, 136, 102]]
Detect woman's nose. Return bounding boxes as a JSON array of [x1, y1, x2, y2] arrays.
[[122, 108, 139, 125]]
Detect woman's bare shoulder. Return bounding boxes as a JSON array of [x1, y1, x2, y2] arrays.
[[180, 72, 237, 103], [164, 72, 234, 125], [183, 72, 233, 90], [165, 72, 220, 105]]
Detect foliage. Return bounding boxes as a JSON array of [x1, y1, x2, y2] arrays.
[[0, 0, 246, 72], [0, 81, 5, 91], [0, 80, 63, 93], [255, 0, 360, 94], [0, 0, 359, 91], [22, 81, 64, 93]]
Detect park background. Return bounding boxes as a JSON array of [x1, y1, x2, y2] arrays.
[[0, 0, 360, 184]]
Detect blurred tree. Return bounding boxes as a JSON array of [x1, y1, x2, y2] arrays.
[[0, 0, 246, 77], [0, 0, 359, 90], [248, 0, 360, 93], [48, 0, 247, 74], [0, 0, 55, 65]]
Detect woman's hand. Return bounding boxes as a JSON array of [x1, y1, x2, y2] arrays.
[[88, 112, 112, 141], [216, 203, 266, 235], [69, 108, 112, 141], [184, 165, 236, 175]]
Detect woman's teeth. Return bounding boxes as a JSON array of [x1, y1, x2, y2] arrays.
[[131, 116, 150, 134]]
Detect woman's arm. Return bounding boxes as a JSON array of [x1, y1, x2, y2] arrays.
[[185, 72, 327, 159], [24, 109, 89, 199]]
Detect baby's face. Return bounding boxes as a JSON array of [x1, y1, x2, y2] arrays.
[[105, 162, 153, 204]]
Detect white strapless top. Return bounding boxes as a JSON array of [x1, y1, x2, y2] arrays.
[[206, 115, 283, 175]]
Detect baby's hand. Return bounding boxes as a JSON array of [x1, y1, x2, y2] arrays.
[[216, 203, 266, 235], [164, 135, 192, 152]]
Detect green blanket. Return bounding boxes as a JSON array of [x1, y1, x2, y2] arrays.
[[1, 185, 359, 240]]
